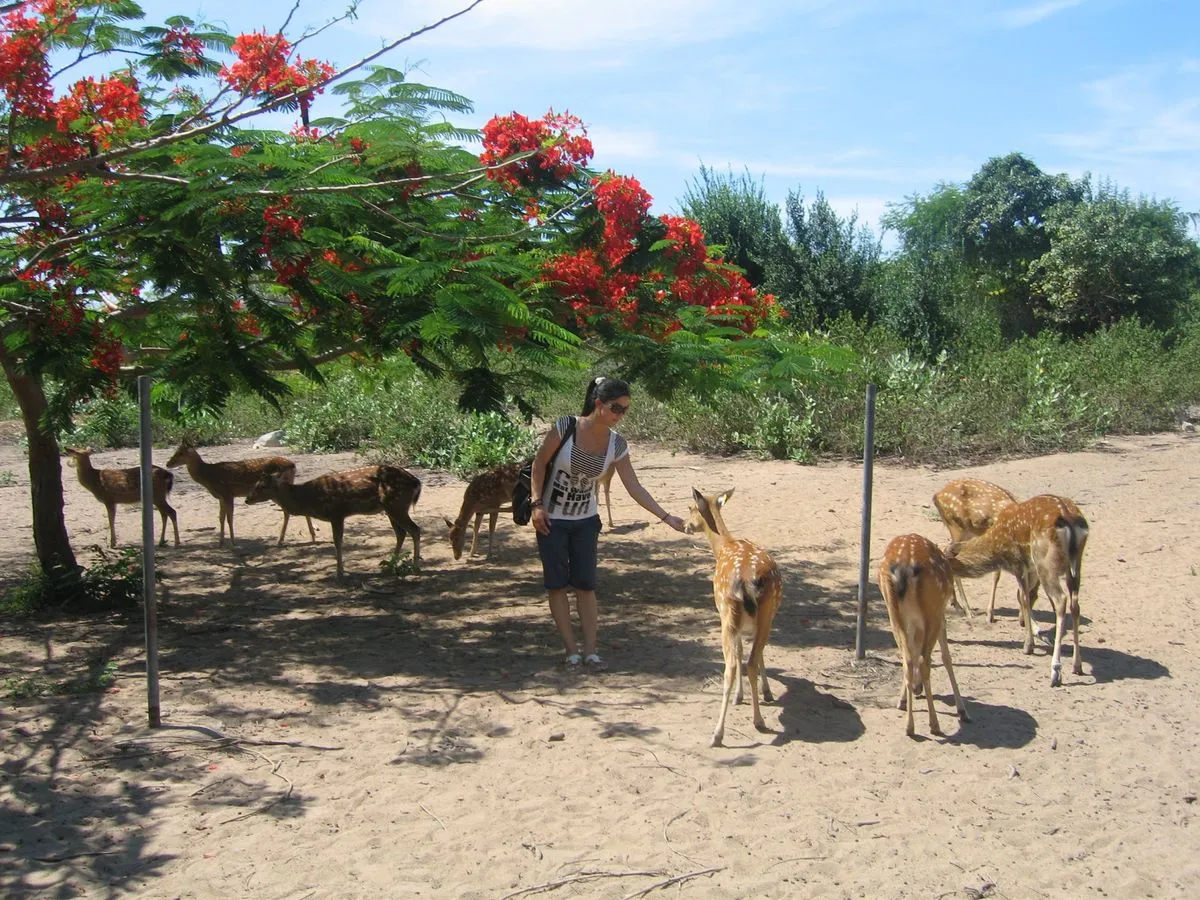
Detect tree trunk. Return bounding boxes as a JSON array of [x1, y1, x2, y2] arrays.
[[0, 343, 78, 576]]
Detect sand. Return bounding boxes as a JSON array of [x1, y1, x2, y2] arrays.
[[1, 429, 1198, 898]]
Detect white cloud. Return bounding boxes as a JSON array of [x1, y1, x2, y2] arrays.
[[732, 158, 960, 187], [587, 125, 662, 161], [1049, 62, 1200, 159], [359, 0, 772, 51], [999, 0, 1086, 29], [351, 0, 889, 52]]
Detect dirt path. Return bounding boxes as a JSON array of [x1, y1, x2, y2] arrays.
[[2, 431, 1198, 898]]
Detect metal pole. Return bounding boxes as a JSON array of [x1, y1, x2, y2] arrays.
[[855, 383, 877, 661], [138, 375, 161, 727]]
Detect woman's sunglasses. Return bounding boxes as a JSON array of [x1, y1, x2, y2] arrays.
[[608, 402, 629, 416]]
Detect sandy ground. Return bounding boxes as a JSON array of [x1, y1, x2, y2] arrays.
[[1, 429, 1198, 899]]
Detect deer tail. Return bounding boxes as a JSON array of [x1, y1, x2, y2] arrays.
[[1057, 516, 1088, 596], [734, 576, 762, 617], [888, 561, 920, 599]]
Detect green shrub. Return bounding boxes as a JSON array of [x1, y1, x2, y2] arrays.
[[1, 546, 145, 618], [66, 393, 141, 449]]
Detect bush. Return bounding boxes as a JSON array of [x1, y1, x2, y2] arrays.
[[1, 546, 145, 618], [66, 393, 141, 449]]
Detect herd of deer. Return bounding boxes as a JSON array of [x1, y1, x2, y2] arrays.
[[679, 478, 1088, 745], [61, 442, 1089, 746]]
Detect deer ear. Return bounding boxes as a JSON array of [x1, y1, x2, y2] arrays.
[[443, 516, 455, 529], [717, 488, 734, 507], [691, 487, 704, 506]]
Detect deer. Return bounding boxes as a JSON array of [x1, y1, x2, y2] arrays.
[[166, 438, 316, 547], [933, 478, 1019, 622], [944, 495, 1089, 687], [444, 461, 522, 560], [878, 534, 970, 737], [684, 487, 783, 748], [64, 447, 180, 548], [245, 465, 422, 578]]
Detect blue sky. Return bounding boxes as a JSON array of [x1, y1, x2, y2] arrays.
[[142, 0, 1200, 244]]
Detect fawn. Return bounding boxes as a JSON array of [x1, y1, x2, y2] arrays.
[[684, 487, 783, 748], [945, 495, 1089, 687], [64, 447, 180, 548], [879, 534, 970, 737], [246, 465, 422, 578], [933, 478, 1019, 621], [444, 461, 522, 560], [166, 438, 316, 547]]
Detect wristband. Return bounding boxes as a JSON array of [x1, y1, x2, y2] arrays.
[[531, 498, 544, 509]]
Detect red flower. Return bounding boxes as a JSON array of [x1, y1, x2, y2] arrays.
[[219, 31, 335, 115], [163, 26, 205, 66], [593, 173, 652, 266], [480, 109, 593, 190]]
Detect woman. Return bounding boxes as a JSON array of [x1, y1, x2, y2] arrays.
[[530, 376, 685, 668]]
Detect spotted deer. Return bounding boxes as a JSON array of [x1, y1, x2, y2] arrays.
[[945, 495, 1089, 687], [684, 487, 783, 748], [65, 447, 180, 548], [246, 465, 422, 578], [878, 534, 970, 737], [166, 438, 316, 547], [444, 461, 522, 560], [933, 478, 1019, 621]]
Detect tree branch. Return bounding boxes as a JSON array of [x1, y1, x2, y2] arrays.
[[0, 0, 491, 186]]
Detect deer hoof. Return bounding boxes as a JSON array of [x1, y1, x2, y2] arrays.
[[1050, 666, 1062, 688], [710, 731, 724, 748]]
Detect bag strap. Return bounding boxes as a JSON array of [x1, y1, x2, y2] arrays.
[[542, 416, 576, 512]]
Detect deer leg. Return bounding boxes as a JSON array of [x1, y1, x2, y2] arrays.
[[469, 512, 484, 557], [734, 633, 745, 705], [156, 499, 178, 547], [1070, 591, 1084, 676], [952, 577, 974, 618], [277, 511, 290, 547], [758, 641, 774, 704], [222, 497, 235, 547], [106, 503, 118, 548], [986, 571, 1002, 623], [603, 475, 613, 528], [883, 599, 910, 714], [1046, 584, 1068, 688], [385, 508, 422, 570], [922, 651, 942, 736], [748, 627, 771, 731], [305, 516, 316, 542], [938, 625, 970, 723], [712, 623, 739, 748], [900, 644, 916, 737], [486, 510, 499, 558], [330, 518, 346, 579], [1018, 579, 1037, 655]]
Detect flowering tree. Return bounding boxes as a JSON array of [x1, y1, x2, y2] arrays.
[[0, 0, 786, 577]]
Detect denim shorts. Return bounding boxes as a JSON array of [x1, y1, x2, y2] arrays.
[[536, 515, 603, 591]]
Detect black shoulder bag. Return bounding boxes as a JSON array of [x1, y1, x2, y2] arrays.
[[513, 416, 576, 525]]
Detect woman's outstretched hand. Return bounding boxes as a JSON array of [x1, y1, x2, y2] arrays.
[[661, 514, 685, 533]]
